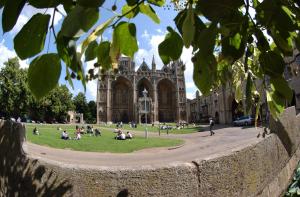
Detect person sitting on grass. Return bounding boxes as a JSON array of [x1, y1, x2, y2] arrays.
[[95, 128, 101, 137], [61, 130, 69, 140], [115, 130, 126, 140], [33, 127, 39, 135], [126, 131, 133, 139], [75, 130, 81, 140]]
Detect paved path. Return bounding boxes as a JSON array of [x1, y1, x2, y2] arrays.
[[25, 125, 265, 169]]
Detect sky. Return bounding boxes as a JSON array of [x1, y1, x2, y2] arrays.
[[0, 1, 199, 101]]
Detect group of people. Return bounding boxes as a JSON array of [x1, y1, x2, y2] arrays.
[[61, 129, 81, 140], [114, 129, 133, 140], [60, 125, 102, 140], [129, 122, 137, 128]]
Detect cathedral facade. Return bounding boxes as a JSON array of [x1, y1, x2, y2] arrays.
[[96, 56, 187, 124]]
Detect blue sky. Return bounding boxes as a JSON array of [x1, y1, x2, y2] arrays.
[[0, 1, 198, 101]]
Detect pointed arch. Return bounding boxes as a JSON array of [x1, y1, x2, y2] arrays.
[[157, 79, 176, 122], [111, 76, 133, 123], [136, 77, 154, 99]]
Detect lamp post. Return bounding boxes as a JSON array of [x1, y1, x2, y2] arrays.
[[142, 88, 148, 138]]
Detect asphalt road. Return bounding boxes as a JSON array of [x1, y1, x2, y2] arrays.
[[25, 125, 264, 169]]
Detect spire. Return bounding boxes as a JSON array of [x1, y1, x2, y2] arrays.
[[151, 55, 155, 65], [151, 55, 156, 72]]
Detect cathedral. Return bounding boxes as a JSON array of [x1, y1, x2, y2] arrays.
[[96, 56, 187, 124]]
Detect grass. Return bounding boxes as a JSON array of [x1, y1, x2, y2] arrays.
[[25, 124, 183, 153], [97, 123, 203, 134]]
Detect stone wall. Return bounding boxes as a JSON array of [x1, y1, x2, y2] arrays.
[[0, 107, 299, 197]]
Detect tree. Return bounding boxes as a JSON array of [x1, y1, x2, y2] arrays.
[[29, 85, 74, 122], [72, 92, 88, 114], [86, 101, 97, 124], [0, 58, 31, 119], [72, 94, 96, 123], [1, 0, 299, 119]]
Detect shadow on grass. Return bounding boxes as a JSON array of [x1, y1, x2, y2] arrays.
[[0, 120, 72, 196]]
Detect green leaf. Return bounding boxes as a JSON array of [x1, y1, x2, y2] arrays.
[[109, 27, 120, 65], [122, 4, 140, 19], [222, 33, 246, 62], [158, 27, 183, 65], [235, 80, 242, 102], [97, 41, 112, 70], [139, 3, 160, 24], [65, 67, 74, 89], [126, 0, 138, 6], [28, 54, 61, 100], [147, 0, 165, 7], [0, 0, 6, 8], [259, 51, 285, 77], [2, 0, 26, 33], [197, 23, 217, 55], [254, 29, 270, 51], [270, 76, 293, 102], [62, 0, 75, 13], [193, 52, 217, 95], [85, 41, 98, 62], [174, 10, 187, 35], [196, 0, 243, 21], [110, 22, 138, 58], [267, 89, 285, 120], [182, 4, 195, 48], [77, 0, 104, 7], [28, 0, 60, 8], [61, 5, 99, 37], [270, 28, 293, 56], [14, 14, 51, 60], [81, 17, 115, 54], [56, 32, 72, 66]]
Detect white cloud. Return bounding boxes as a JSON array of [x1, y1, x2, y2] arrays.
[[186, 82, 195, 89], [86, 80, 97, 101], [156, 29, 163, 34], [135, 32, 165, 69], [186, 92, 196, 99], [141, 30, 150, 39], [0, 40, 29, 69], [85, 60, 98, 101], [11, 5, 65, 35]]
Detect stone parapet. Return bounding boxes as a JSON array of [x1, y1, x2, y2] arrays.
[[0, 107, 299, 196]]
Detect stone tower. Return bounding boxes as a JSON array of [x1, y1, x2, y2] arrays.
[[96, 56, 187, 124]]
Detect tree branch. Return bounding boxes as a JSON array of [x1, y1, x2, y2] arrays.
[[110, 0, 146, 28], [50, 8, 57, 41]]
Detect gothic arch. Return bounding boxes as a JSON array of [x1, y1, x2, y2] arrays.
[[111, 76, 133, 123], [157, 79, 176, 122], [136, 77, 154, 100]]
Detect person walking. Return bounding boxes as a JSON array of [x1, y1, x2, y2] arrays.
[[209, 117, 215, 136]]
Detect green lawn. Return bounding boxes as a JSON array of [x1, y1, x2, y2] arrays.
[[97, 123, 203, 134], [25, 124, 183, 153]]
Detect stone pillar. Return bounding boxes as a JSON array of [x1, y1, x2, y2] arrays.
[[106, 77, 112, 123], [175, 78, 180, 123], [96, 80, 100, 124], [133, 75, 137, 123], [153, 80, 159, 123]]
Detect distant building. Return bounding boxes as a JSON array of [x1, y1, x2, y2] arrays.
[[67, 111, 84, 124], [187, 50, 300, 124], [96, 56, 187, 124]]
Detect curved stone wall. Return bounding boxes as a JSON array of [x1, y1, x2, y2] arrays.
[[0, 107, 299, 197]]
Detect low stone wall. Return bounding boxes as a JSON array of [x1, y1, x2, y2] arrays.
[[0, 107, 299, 196]]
